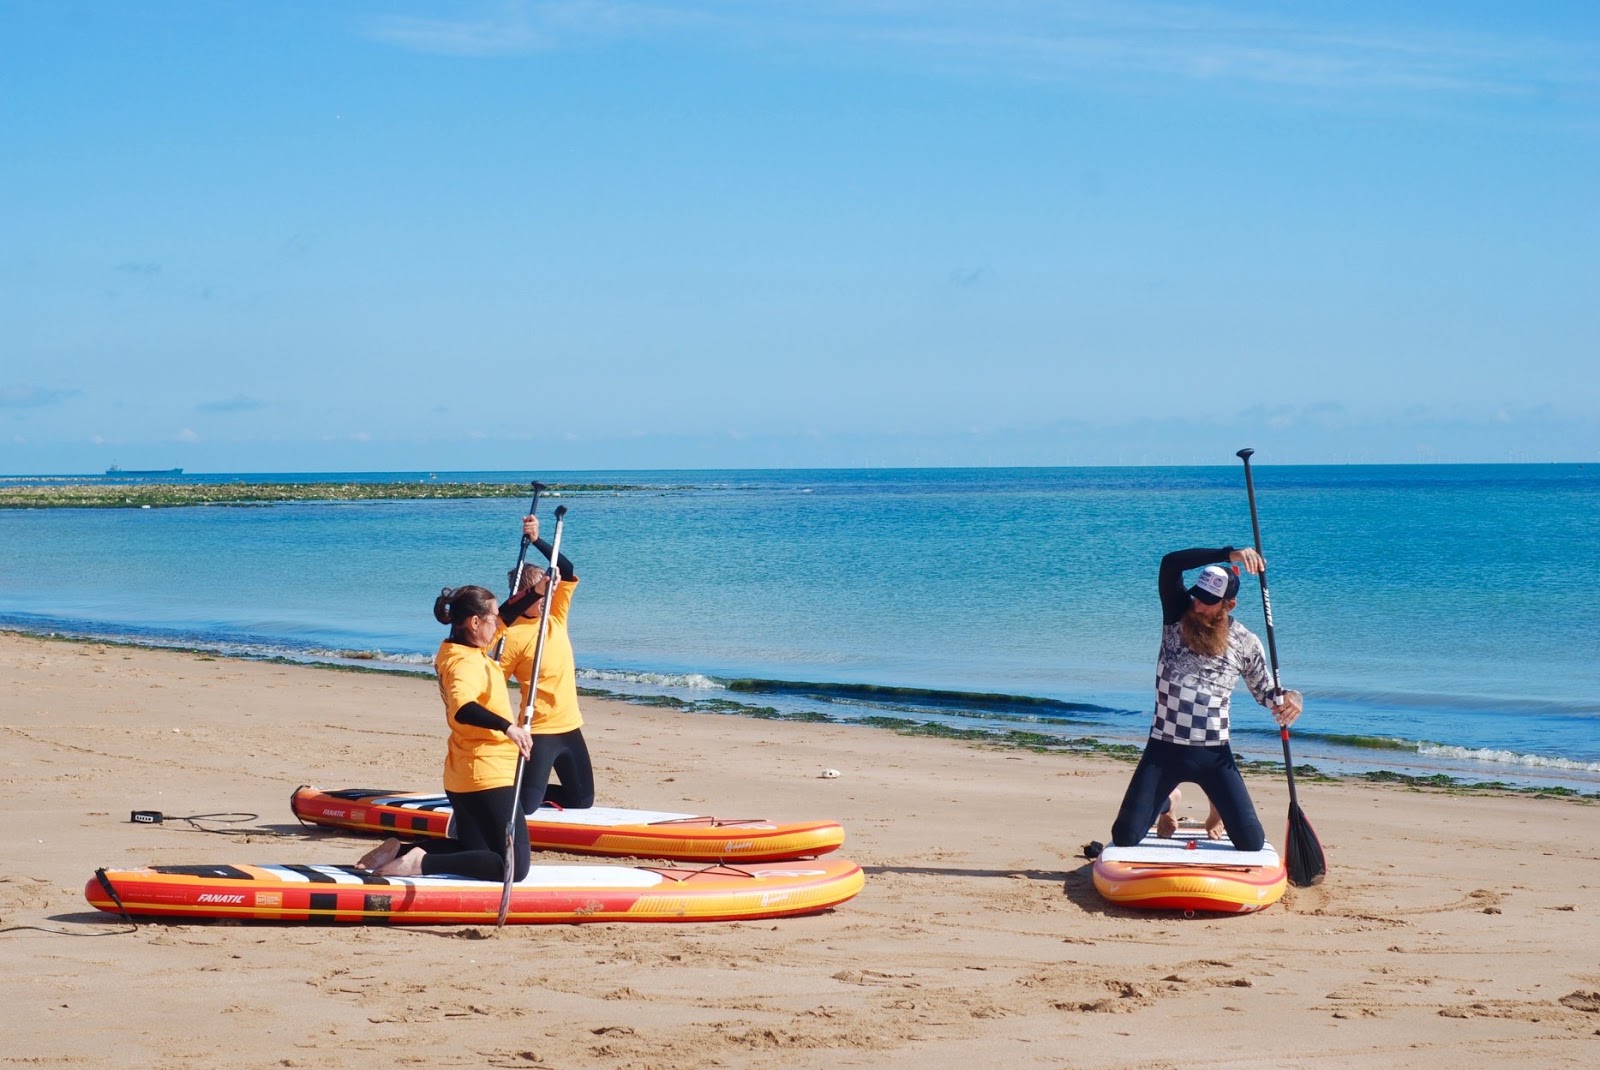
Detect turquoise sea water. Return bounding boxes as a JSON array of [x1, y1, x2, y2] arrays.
[[2, 465, 1596, 792]]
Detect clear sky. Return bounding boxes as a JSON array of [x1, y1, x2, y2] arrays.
[[3, 1, 1596, 473]]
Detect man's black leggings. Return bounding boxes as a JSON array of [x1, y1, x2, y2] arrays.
[[1110, 738, 1265, 851]]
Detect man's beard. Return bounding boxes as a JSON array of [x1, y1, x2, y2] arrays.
[[1181, 608, 1231, 657]]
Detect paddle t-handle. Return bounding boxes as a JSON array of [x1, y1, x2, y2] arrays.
[[524, 479, 556, 556]]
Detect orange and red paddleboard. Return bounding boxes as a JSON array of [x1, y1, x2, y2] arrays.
[[86, 857, 864, 925], [1092, 829, 1286, 914], [290, 785, 844, 863]]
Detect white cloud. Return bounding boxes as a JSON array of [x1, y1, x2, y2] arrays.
[[0, 385, 81, 409], [366, 13, 548, 56], [196, 395, 267, 414], [364, 1, 699, 57], [360, 1, 1597, 100]]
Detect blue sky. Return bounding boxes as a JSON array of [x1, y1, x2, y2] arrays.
[[2, 1, 1596, 472]]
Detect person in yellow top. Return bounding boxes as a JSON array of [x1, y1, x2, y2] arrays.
[[357, 582, 543, 880], [499, 513, 594, 815]]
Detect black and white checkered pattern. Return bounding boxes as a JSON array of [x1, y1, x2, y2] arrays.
[[1152, 673, 1227, 743], [1148, 620, 1272, 746]]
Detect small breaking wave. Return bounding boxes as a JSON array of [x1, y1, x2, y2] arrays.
[[578, 668, 725, 690], [1418, 743, 1600, 774], [307, 648, 432, 667]]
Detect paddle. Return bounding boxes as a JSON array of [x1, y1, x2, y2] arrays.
[[492, 481, 547, 663], [496, 503, 567, 928], [1236, 448, 1327, 888]]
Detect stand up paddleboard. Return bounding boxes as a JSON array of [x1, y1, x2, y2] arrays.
[[290, 785, 845, 863], [86, 857, 864, 925], [1092, 829, 1286, 914]]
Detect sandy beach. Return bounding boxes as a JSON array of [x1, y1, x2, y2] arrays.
[[3, 631, 1597, 1069]]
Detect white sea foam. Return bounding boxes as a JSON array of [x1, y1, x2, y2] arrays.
[[579, 668, 724, 691], [1418, 743, 1600, 774], [306, 648, 433, 667]]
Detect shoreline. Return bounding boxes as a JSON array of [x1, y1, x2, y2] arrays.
[[7, 625, 1595, 802], [4, 630, 1599, 1069]]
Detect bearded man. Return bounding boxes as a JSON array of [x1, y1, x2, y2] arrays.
[[1107, 546, 1302, 851]]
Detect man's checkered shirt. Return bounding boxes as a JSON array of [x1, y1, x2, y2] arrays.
[[1149, 618, 1274, 745]]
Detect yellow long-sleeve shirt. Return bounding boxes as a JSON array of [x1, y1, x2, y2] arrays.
[[497, 576, 583, 735], [434, 638, 518, 793]]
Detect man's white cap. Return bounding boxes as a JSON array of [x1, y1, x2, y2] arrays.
[[1189, 565, 1239, 605]]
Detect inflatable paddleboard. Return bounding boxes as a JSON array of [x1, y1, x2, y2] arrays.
[[290, 785, 844, 863], [1092, 829, 1286, 914], [85, 857, 864, 925]]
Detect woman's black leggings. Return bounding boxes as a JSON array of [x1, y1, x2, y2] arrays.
[[517, 728, 596, 814], [1110, 738, 1265, 851], [412, 785, 530, 882]]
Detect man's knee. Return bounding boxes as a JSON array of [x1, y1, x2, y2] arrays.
[[1110, 817, 1145, 847], [1230, 822, 1265, 852]]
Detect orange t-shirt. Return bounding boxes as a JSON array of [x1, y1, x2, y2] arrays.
[[498, 576, 583, 735], [434, 638, 518, 793]]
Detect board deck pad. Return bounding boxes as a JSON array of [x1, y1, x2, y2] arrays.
[[1099, 830, 1281, 867], [290, 785, 845, 863], [87, 857, 865, 925]]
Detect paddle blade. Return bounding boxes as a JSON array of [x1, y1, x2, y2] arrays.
[[494, 830, 516, 929], [495, 873, 513, 928], [1284, 801, 1326, 887]]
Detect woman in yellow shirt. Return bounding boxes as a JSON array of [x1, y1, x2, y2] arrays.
[[498, 513, 594, 816], [358, 583, 541, 880]]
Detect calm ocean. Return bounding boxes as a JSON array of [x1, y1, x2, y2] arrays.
[[2, 465, 1596, 793]]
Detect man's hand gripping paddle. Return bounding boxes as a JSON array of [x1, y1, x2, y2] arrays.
[[496, 502, 567, 928], [1237, 448, 1327, 888]]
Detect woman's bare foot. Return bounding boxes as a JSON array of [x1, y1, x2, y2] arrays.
[[1204, 805, 1225, 840], [357, 837, 403, 871], [373, 847, 426, 877]]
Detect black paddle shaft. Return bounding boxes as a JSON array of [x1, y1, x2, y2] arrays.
[[1236, 449, 1302, 803], [1238, 450, 1326, 887], [492, 482, 547, 662], [1235, 450, 1283, 686], [497, 504, 567, 929], [509, 481, 548, 593]]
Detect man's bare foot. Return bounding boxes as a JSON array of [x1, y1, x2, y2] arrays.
[[1205, 805, 1225, 840], [373, 847, 426, 877], [357, 837, 403, 871], [1155, 786, 1182, 837]]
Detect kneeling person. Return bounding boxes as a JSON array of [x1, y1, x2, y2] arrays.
[[499, 512, 595, 815], [1109, 545, 1302, 852]]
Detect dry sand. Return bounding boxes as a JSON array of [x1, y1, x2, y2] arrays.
[[2, 632, 1597, 1069]]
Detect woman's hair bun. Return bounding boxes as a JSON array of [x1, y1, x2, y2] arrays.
[[433, 587, 456, 625]]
